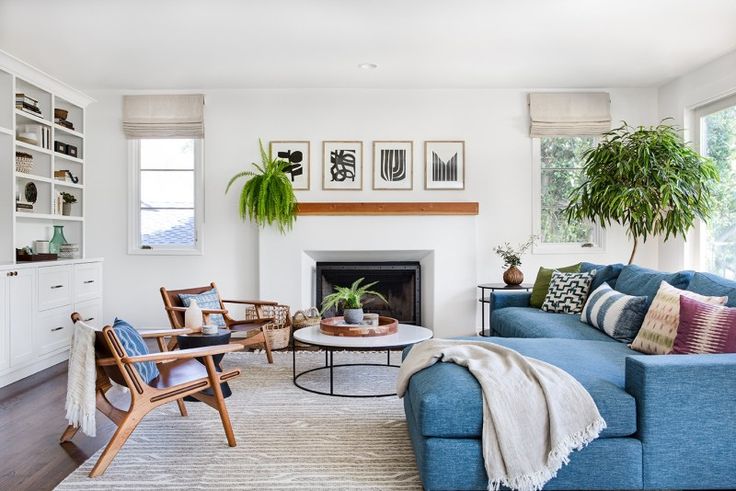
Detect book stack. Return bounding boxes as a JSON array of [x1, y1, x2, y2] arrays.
[[16, 202, 34, 212], [15, 93, 42, 118], [55, 118, 74, 130]]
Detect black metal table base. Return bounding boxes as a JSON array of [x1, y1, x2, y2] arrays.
[[292, 339, 400, 398]]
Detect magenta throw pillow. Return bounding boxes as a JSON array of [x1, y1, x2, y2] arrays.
[[673, 296, 736, 354]]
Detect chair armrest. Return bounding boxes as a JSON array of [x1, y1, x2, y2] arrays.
[[165, 306, 228, 315], [228, 317, 274, 328], [625, 353, 736, 489], [139, 328, 197, 338], [122, 344, 243, 364], [221, 299, 278, 306], [491, 291, 531, 309]]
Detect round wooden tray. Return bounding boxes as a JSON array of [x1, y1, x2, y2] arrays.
[[320, 316, 398, 337]]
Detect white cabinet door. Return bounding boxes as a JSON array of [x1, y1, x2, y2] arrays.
[[74, 298, 103, 329], [38, 265, 72, 311], [9, 269, 36, 367], [74, 262, 103, 302], [36, 306, 74, 356], [0, 276, 8, 371]]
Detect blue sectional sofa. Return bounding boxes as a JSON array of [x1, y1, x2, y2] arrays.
[[403, 264, 736, 490]]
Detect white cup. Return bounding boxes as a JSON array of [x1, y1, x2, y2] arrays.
[[34, 240, 49, 254]]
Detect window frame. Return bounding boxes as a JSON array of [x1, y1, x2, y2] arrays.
[[127, 138, 205, 256], [531, 136, 606, 254]]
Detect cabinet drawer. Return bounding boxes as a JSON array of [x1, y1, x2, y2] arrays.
[[74, 262, 102, 302], [38, 266, 72, 311], [36, 306, 74, 355], [74, 299, 102, 329]]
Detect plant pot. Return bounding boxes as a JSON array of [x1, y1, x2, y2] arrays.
[[343, 308, 364, 325], [503, 266, 524, 286], [62, 202, 72, 216]]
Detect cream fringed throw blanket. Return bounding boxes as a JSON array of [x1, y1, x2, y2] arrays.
[[65, 320, 98, 437], [396, 339, 606, 491]]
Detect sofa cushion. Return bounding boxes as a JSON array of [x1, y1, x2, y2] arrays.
[[673, 296, 736, 354], [404, 337, 638, 439], [581, 262, 625, 291], [492, 307, 616, 342], [614, 264, 693, 308], [179, 288, 225, 327], [529, 263, 581, 308], [686, 271, 736, 307], [581, 283, 648, 343], [541, 270, 595, 314]]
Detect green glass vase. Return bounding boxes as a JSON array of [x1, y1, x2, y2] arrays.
[[49, 225, 68, 254]]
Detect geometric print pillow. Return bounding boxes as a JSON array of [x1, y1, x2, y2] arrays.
[[541, 270, 595, 314], [179, 288, 226, 327], [580, 283, 649, 343], [673, 296, 736, 354], [630, 281, 727, 355]]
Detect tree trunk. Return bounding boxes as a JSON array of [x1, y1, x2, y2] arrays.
[[628, 237, 639, 265]]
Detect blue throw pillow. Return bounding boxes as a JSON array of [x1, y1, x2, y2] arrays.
[[112, 318, 159, 384], [686, 272, 736, 307], [580, 262, 625, 291], [178, 288, 225, 327], [580, 283, 648, 343], [614, 264, 693, 309]]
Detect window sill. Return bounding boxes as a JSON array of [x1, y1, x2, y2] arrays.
[[533, 243, 606, 255], [128, 247, 203, 256]]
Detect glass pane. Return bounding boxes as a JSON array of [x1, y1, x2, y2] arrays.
[[541, 168, 593, 243], [540, 136, 595, 169], [140, 139, 195, 170], [141, 209, 195, 246], [702, 105, 736, 278], [140, 170, 193, 208]]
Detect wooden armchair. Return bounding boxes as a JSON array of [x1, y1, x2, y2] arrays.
[[60, 313, 242, 477], [160, 282, 277, 363]]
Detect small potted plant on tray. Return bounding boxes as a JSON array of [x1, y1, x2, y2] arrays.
[[494, 235, 536, 286], [320, 277, 388, 324]]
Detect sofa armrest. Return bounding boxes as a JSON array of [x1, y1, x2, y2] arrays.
[[625, 354, 736, 489], [491, 291, 531, 309]]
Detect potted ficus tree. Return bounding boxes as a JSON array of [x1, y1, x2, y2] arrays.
[[226, 139, 298, 233], [564, 121, 719, 264], [320, 277, 388, 324]]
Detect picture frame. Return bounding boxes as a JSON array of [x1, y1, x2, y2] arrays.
[[269, 140, 310, 190], [372, 141, 413, 190], [425, 140, 465, 190], [322, 141, 363, 190]]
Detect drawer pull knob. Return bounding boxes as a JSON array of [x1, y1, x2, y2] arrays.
[[50, 284, 64, 289], [83, 280, 95, 284], [51, 326, 64, 332], [83, 317, 95, 322]]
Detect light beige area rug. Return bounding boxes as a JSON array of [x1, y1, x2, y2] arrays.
[[56, 351, 421, 490]]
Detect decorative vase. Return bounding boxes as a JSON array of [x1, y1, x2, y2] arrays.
[[343, 308, 364, 325], [48, 225, 68, 254], [184, 299, 203, 330], [62, 202, 72, 216], [503, 266, 524, 286]]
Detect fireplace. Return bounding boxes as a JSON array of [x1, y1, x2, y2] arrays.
[[316, 261, 421, 325]]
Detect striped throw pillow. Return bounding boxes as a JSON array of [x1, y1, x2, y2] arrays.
[[673, 296, 736, 354], [580, 283, 648, 343]]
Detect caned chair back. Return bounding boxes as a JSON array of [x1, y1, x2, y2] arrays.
[[160, 282, 223, 328]]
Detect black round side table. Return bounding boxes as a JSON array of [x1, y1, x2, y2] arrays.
[[176, 329, 232, 401]]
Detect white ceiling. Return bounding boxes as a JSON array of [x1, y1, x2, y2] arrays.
[[1, 0, 735, 90]]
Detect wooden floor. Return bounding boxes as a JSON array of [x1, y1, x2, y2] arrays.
[[0, 362, 124, 491]]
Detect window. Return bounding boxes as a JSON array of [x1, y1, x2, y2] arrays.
[[695, 95, 736, 278], [128, 138, 204, 255], [532, 136, 604, 253]]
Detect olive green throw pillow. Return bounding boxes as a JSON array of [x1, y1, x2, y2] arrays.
[[529, 263, 581, 308]]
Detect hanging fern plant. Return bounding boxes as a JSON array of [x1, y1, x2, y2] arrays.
[[226, 139, 298, 233]]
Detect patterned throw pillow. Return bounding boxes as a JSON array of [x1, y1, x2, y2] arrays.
[[541, 271, 594, 314], [529, 264, 581, 308], [580, 283, 648, 343], [630, 281, 727, 354], [673, 296, 736, 354], [179, 288, 225, 327], [112, 318, 159, 383]]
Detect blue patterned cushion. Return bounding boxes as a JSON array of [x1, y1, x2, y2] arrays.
[[581, 283, 648, 343], [178, 288, 225, 326], [614, 264, 693, 309], [112, 318, 159, 383]]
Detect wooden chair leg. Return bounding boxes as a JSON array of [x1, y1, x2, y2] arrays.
[[89, 412, 144, 477], [60, 424, 80, 443], [262, 328, 273, 364], [203, 355, 236, 447], [176, 398, 188, 417]]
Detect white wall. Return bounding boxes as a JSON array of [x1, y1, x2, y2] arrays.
[[657, 49, 736, 271], [85, 88, 659, 332]]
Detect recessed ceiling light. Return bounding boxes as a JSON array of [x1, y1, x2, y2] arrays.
[[358, 63, 378, 70]]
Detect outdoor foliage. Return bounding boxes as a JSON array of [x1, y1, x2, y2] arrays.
[[320, 277, 388, 314], [494, 235, 536, 268], [226, 139, 297, 233], [564, 121, 719, 264]]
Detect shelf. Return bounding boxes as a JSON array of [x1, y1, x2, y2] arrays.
[[54, 124, 84, 139], [296, 202, 480, 216], [15, 212, 84, 222], [15, 172, 52, 184], [0, 126, 12, 136], [16, 140, 53, 155], [53, 180, 84, 190], [54, 152, 83, 164], [15, 108, 52, 127]]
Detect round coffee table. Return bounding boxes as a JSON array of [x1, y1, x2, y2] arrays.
[[292, 324, 432, 398], [177, 329, 232, 401]]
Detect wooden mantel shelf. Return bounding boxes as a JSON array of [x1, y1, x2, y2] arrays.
[[295, 202, 479, 216]]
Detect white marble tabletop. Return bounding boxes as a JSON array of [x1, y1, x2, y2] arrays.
[[294, 324, 433, 349]]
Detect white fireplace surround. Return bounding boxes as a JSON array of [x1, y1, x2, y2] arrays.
[[258, 215, 478, 338]]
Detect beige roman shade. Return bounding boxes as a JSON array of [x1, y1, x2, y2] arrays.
[[123, 94, 204, 138], [529, 92, 611, 137]]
